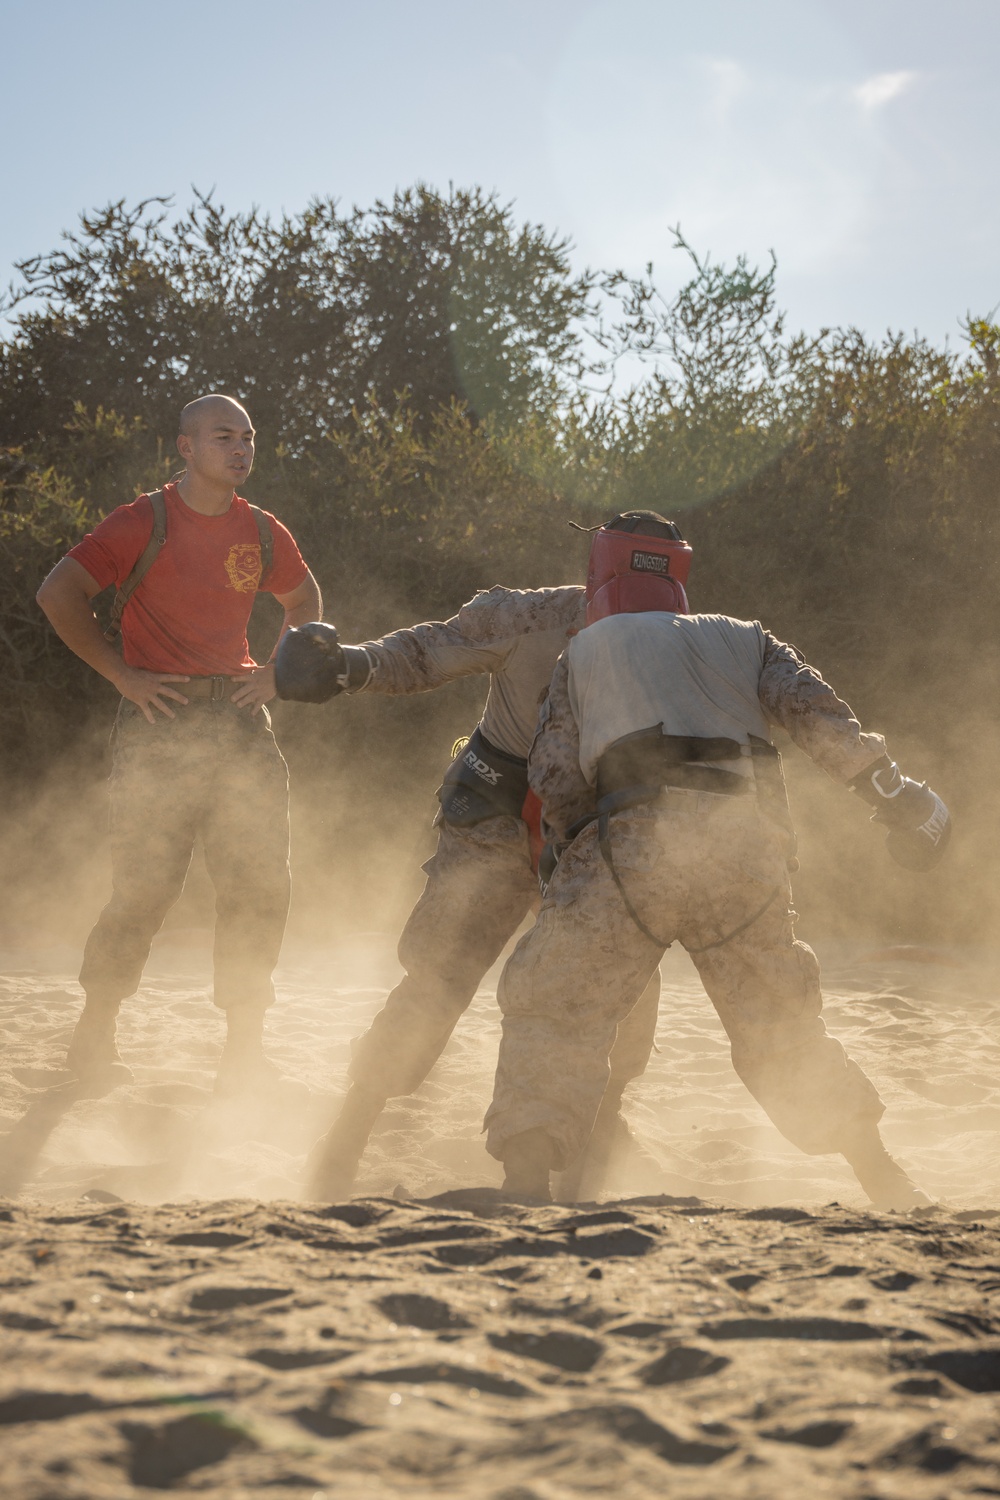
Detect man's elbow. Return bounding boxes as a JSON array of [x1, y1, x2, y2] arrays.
[[36, 575, 59, 620]]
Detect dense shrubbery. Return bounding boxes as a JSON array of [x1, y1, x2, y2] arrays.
[[2, 185, 998, 941]]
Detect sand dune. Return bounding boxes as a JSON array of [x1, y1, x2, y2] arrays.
[[1, 934, 999, 1495]]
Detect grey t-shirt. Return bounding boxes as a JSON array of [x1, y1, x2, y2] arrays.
[[531, 612, 888, 841], [567, 612, 773, 781]]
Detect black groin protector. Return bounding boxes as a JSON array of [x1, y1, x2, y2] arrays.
[[438, 726, 529, 827]]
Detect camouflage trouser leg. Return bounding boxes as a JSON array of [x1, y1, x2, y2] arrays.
[[79, 699, 290, 1016], [486, 792, 882, 1168], [486, 815, 662, 1170], [201, 710, 290, 1015], [346, 817, 534, 1097], [608, 969, 660, 1088], [689, 900, 883, 1156]]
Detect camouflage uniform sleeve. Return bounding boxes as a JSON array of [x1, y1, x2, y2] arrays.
[[528, 656, 597, 841], [357, 591, 510, 694], [758, 631, 887, 783]]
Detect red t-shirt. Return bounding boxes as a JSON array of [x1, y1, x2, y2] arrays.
[[69, 484, 309, 674]]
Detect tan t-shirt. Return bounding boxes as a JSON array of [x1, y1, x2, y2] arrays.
[[358, 585, 586, 758]]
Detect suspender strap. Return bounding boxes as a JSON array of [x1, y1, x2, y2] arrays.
[[104, 489, 167, 641], [103, 492, 275, 643], [248, 504, 274, 584], [685, 884, 781, 955], [596, 796, 782, 955], [597, 808, 670, 948], [748, 732, 798, 861]]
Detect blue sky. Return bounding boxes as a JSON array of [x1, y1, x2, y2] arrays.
[[2, 0, 998, 349]]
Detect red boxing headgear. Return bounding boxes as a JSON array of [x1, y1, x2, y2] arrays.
[[585, 511, 692, 625]]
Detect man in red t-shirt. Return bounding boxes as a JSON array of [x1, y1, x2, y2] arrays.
[[37, 393, 322, 1091]]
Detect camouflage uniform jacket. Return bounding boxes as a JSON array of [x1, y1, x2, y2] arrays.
[[354, 585, 586, 760], [531, 614, 889, 841]]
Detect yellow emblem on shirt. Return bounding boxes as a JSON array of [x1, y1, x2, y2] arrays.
[[224, 543, 262, 593]]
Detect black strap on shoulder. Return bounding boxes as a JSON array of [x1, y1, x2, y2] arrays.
[[248, 504, 274, 587], [104, 489, 167, 642]]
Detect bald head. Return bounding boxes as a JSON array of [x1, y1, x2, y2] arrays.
[[175, 394, 256, 505], [179, 393, 253, 439]]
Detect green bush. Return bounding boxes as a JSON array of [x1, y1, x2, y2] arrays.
[[3, 189, 997, 943]]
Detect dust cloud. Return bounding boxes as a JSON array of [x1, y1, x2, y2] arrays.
[[4, 663, 1000, 1499], [0, 668, 497, 1204], [1, 674, 998, 1212]]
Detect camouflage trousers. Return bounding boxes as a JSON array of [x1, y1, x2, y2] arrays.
[[79, 697, 291, 1015], [348, 815, 659, 1099], [486, 789, 884, 1170]]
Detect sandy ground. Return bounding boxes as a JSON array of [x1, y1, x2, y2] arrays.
[[1, 932, 999, 1497]]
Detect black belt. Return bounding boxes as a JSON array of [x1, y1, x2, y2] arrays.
[[597, 726, 752, 800], [182, 675, 235, 702]]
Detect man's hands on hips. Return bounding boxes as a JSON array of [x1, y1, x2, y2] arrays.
[[115, 664, 191, 724], [230, 664, 276, 713], [115, 662, 278, 719]]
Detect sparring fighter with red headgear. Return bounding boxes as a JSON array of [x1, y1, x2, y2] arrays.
[[583, 510, 692, 623], [275, 513, 690, 1201], [484, 517, 950, 1207]]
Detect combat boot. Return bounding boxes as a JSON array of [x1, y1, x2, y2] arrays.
[[841, 1125, 933, 1211], [214, 1009, 305, 1100], [66, 998, 132, 1084], [501, 1127, 556, 1202], [305, 1086, 387, 1201]]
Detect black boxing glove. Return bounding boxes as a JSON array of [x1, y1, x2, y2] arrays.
[[849, 755, 951, 872], [274, 623, 372, 703]]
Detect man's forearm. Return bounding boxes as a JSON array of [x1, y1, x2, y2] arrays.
[[37, 567, 127, 690], [269, 576, 323, 660], [358, 617, 497, 695]]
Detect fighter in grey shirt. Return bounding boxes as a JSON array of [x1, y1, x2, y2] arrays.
[[485, 525, 950, 1207], [277, 583, 661, 1199]]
